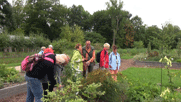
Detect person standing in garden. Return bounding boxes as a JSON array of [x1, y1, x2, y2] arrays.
[[38, 46, 46, 55], [82, 40, 95, 77], [25, 53, 69, 102], [109, 45, 121, 81], [71, 44, 84, 75], [99, 43, 110, 70]]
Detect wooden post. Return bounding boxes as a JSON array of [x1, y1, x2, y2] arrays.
[[4, 48, 7, 52], [9, 47, 12, 52], [14, 48, 17, 52]]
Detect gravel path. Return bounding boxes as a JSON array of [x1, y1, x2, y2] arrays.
[[0, 59, 155, 102]]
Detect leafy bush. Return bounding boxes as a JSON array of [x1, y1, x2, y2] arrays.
[[177, 39, 181, 57], [0, 78, 3, 89], [126, 80, 160, 102], [176, 59, 181, 63], [60, 25, 85, 45], [0, 64, 8, 78], [81, 69, 128, 102], [84, 32, 106, 44], [52, 39, 70, 54], [127, 48, 147, 56], [0, 64, 25, 84], [152, 88, 181, 102], [99, 75, 128, 102], [129, 48, 138, 55], [134, 41, 144, 49], [0, 33, 10, 49], [92, 43, 104, 51], [148, 51, 159, 57], [133, 53, 148, 61], [41, 68, 105, 102], [118, 49, 128, 55], [0, 33, 50, 51], [147, 42, 151, 53]]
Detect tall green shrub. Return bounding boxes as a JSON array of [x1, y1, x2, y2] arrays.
[[60, 25, 85, 45], [0, 33, 10, 49], [134, 41, 144, 49], [147, 42, 151, 53], [84, 32, 106, 43], [52, 39, 69, 54], [177, 39, 181, 57]]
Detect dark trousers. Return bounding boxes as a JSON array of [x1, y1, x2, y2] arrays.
[[42, 83, 54, 96], [83, 63, 94, 77]]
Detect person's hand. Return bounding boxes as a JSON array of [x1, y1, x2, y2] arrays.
[[59, 84, 64, 89], [109, 65, 112, 68], [86, 61, 90, 66], [82, 58, 85, 61]]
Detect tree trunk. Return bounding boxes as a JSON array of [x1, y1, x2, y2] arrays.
[[14, 48, 16, 52]]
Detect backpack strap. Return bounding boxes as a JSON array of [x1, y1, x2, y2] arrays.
[[110, 52, 113, 64], [44, 53, 54, 57], [44, 53, 54, 63]]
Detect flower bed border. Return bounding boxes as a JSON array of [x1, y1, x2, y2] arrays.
[[135, 60, 181, 69], [0, 82, 27, 99]]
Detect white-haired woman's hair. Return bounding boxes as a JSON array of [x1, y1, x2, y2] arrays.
[[56, 54, 70, 64], [104, 43, 110, 48], [49, 45, 53, 49], [41, 46, 46, 50]]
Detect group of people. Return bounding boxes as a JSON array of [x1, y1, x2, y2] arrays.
[[71, 41, 121, 81], [25, 40, 121, 102]]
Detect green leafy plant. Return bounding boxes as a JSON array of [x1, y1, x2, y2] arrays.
[[159, 56, 174, 91], [0, 78, 3, 89], [0, 64, 25, 85], [81, 69, 128, 102], [42, 79, 105, 102], [176, 59, 181, 63], [126, 80, 160, 102], [147, 42, 151, 54], [134, 41, 144, 49], [52, 39, 70, 54], [133, 53, 148, 61], [42, 79, 85, 102], [177, 39, 181, 57], [82, 82, 105, 101]]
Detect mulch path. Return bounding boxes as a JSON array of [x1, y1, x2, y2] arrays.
[[0, 59, 179, 102]]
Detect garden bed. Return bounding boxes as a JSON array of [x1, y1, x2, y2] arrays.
[[135, 60, 181, 69], [0, 82, 27, 99]]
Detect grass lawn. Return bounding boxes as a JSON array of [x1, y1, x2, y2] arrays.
[[120, 67, 181, 88], [121, 55, 134, 59], [5, 63, 21, 67], [0, 57, 25, 64]]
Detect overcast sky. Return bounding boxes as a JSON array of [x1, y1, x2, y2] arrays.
[[7, 0, 181, 29]]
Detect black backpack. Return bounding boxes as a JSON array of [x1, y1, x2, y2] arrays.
[[96, 50, 106, 63], [96, 51, 102, 63]]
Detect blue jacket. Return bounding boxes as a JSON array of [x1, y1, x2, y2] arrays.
[[38, 50, 44, 55], [109, 52, 121, 70]]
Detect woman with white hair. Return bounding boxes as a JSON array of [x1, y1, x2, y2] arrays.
[[99, 43, 110, 70], [41, 54, 70, 96]]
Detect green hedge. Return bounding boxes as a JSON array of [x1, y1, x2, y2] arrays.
[[0, 33, 51, 51]]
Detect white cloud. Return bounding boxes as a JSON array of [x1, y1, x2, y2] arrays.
[[7, 0, 181, 29]]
